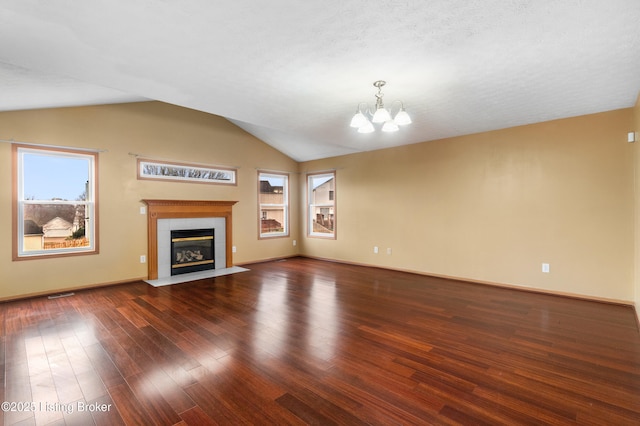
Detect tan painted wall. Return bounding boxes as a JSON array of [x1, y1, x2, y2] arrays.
[[1, 101, 636, 303], [634, 93, 640, 321], [299, 109, 635, 302], [0, 101, 299, 299]]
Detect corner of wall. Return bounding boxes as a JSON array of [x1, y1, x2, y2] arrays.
[[634, 91, 640, 327]]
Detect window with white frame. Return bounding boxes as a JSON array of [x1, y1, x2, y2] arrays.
[[13, 144, 98, 259], [307, 171, 335, 238], [258, 171, 289, 238]]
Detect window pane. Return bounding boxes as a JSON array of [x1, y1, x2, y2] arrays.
[[15, 145, 97, 259], [308, 173, 335, 237], [309, 175, 334, 205], [22, 203, 91, 252], [23, 153, 90, 201], [259, 172, 289, 238], [312, 207, 334, 233], [260, 207, 286, 234], [259, 176, 285, 204]]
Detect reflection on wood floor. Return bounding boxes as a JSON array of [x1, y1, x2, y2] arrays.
[[2, 257, 640, 425]]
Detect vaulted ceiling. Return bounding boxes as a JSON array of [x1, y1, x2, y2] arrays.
[[1, 1, 639, 161]]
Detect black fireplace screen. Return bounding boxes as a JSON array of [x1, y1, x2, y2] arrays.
[[170, 228, 214, 276]]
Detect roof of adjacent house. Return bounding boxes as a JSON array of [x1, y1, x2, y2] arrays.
[[23, 219, 43, 236], [42, 217, 73, 238], [260, 180, 283, 194]]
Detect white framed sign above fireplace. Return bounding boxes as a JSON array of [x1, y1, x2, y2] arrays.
[[137, 159, 237, 185]]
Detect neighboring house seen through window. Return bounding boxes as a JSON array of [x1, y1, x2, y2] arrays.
[[308, 171, 335, 238], [258, 171, 289, 238], [13, 144, 98, 259]]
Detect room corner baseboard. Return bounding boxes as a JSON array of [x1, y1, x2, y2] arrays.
[[299, 255, 634, 308], [236, 254, 299, 266]]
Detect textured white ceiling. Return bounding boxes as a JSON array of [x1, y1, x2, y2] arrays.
[[0, 0, 639, 161], [0, 62, 145, 110]]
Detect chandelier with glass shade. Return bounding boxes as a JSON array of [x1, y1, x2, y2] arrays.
[[350, 80, 412, 133]]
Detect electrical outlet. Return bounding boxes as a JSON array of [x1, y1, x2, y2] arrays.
[[293, 240, 297, 246], [387, 248, 392, 255], [232, 246, 237, 253], [542, 263, 550, 273], [140, 255, 146, 263], [373, 246, 379, 254], [140, 206, 146, 214]]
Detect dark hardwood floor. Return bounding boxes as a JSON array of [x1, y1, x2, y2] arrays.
[[2, 257, 640, 425]]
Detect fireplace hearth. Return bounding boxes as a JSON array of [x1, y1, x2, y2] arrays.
[[170, 228, 214, 276]]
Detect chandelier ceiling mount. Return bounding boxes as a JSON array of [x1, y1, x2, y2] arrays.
[[350, 80, 411, 134]]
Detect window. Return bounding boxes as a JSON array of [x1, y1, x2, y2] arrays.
[[258, 171, 289, 238], [13, 145, 98, 259], [308, 171, 335, 238]]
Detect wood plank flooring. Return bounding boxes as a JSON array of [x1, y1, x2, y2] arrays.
[[2, 257, 640, 425]]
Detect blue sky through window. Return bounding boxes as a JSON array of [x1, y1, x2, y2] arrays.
[[311, 175, 332, 189], [23, 153, 90, 201]]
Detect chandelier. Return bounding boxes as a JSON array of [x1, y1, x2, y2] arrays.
[[350, 80, 411, 133]]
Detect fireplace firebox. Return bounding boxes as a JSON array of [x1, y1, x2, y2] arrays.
[[170, 228, 214, 276]]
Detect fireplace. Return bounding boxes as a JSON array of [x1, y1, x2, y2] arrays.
[[143, 200, 237, 280], [170, 228, 214, 276]]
